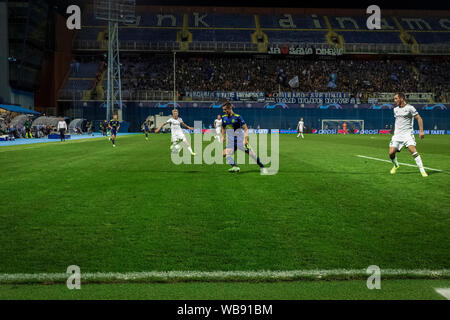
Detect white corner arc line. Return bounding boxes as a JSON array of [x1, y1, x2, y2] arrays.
[[356, 155, 446, 173], [435, 288, 450, 300]]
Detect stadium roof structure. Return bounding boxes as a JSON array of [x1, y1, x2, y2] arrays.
[[132, 0, 449, 10], [0, 104, 41, 115]]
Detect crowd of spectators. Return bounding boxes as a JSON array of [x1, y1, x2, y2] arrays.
[[105, 54, 450, 103]]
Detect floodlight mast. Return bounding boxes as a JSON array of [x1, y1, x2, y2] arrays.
[[94, 0, 136, 122]]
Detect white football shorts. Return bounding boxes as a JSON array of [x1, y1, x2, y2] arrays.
[[389, 135, 416, 151], [171, 131, 187, 143]]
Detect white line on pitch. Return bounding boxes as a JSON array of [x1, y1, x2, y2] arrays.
[[435, 288, 450, 300], [0, 269, 449, 283], [356, 155, 447, 173]]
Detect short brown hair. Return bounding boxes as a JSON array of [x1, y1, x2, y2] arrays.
[[217, 98, 232, 109], [395, 92, 406, 100]]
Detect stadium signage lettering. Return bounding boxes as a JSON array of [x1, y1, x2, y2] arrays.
[[360, 129, 392, 134], [313, 129, 338, 134], [186, 91, 265, 101], [268, 45, 343, 56], [273, 92, 350, 104], [274, 92, 350, 98], [375, 92, 433, 103], [414, 130, 446, 135]]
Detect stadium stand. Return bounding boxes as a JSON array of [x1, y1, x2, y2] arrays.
[[60, 54, 450, 100], [75, 12, 450, 45]]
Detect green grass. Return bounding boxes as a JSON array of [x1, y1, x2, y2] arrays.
[[0, 133, 449, 298], [1, 280, 450, 300]]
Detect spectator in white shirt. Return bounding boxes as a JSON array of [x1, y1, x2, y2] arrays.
[[57, 118, 67, 142]]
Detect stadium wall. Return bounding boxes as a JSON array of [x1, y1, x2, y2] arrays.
[[75, 104, 450, 132], [35, 12, 76, 115], [0, 1, 8, 105]]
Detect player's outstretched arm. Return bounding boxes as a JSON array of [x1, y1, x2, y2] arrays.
[[155, 122, 167, 134], [182, 123, 194, 131], [415, 114, 425, 139]]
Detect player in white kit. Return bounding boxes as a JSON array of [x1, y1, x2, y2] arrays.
[[389, 93, 427, 177], [296, 118, 305, 139], [214, 115, 222, 142], [155, 109, 196, 155]]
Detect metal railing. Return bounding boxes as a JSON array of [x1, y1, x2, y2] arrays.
[[188, 41, 258, 52], [58, 89, 175, 102], [74, 39, 257, 52], [73, 39, 180, 51], [73, 39, 450, 55], [122, 90, 175, 101]]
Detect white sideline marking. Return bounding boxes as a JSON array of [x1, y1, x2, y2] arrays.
[[356, 155, 446, 173], [435, 288, 450, 300], [0, 269, 449, 283]]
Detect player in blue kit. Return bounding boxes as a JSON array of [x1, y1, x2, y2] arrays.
[[108, 114, 120, 147], [219, 100, 266, 174], [143, 119, 151, 141]]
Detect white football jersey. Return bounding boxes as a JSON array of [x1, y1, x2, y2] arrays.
[[167, 117, 184, 134], [393, 104, 418, 139], [298, 121, 304, 131], [214, 119, 222, 128]]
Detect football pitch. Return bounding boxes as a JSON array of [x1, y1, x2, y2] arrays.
[[1, 133, 449, 299]]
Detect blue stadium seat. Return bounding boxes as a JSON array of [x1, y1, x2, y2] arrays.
[[341, 31, 402, 43], [191, 29, 253, 42], [63, 80, 94, 91], [193, 14, 254, 28], [77, 27, 101, 40], [118, 28, 178, 41], [259, 15, 326, 29], [411, 32, 450, 44]]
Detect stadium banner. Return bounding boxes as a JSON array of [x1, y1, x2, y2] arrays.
[[248, 129, 270, 134], [85, 101, 448, 110], [414, 129, 446, 135], [311, 129, 448, 135], [372, 92, 433, 103], [272, 92, 350, 104], [185, 91, 265, 101], [267, 44, 344, 56]]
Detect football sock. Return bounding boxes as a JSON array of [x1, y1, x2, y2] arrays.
[[245, 149, 264, 168], [226, 156, 236, 167], [412, 152, 425, 171], [301, 133, 304, 138], [391, 156, 399, 167], [187, 146, 194, 154]]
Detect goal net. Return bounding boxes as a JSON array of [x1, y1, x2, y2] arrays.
[[321, 119, 364, 134]]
